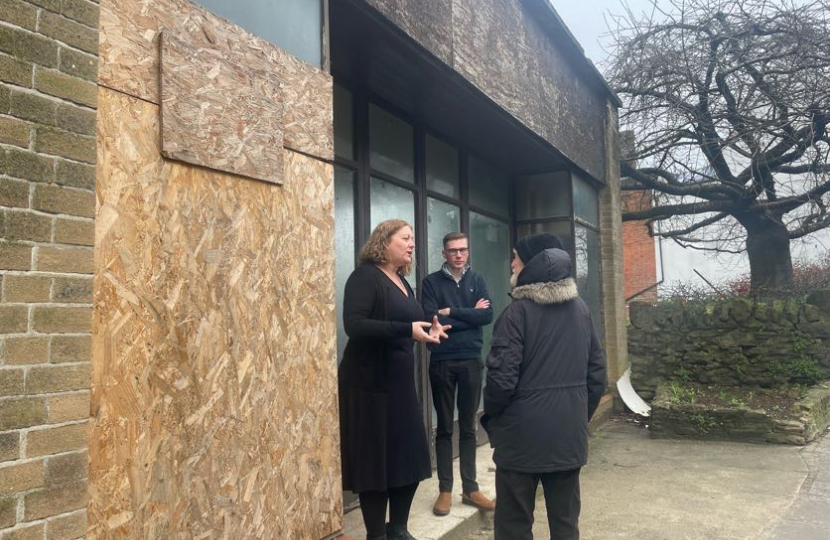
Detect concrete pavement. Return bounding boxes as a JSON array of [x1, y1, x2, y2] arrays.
[[472, 416, 828, 540], [343, 415, 828, 540]]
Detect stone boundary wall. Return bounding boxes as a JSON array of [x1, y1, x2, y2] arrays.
[[1, 0, 98, 539], [629, 291, 830, 400]]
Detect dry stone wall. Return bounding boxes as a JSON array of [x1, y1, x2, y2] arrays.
[[629, 291, 830, 400]]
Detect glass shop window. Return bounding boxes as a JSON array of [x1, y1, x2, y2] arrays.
[[469, 157, 509, 218], [425, 134, 460, 198], [193, 0, 322, 67], [369, 105, 415, 183]]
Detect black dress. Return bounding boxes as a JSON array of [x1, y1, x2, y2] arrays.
[[339, 264, 432, 493]]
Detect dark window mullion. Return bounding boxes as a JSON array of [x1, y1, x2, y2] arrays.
[[368, 169, 420, 192]]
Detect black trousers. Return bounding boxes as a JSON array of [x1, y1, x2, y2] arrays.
[[429, 358, 482, 494], [494, 467, 581, 540]]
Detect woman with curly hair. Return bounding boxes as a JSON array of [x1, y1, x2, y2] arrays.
[[339, 219, 450, 540]]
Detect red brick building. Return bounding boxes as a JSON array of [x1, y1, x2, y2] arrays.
[[622, 190, 659, 303]]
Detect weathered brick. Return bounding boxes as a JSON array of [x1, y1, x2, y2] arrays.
[[46, 509, 86, 540], [4, 336, 49, 364], [56, 101, 94, 135], [0, 25, 58, 68], [0, 116, 29, 148], [54, 159, 93, 190], [44, 450, 86, 486], [0, 460, 43, 497], [58, 46, 95, 81], [0, 397, 46, 430], [33, 184, 94, 217], [26, 422, 87, 457], [38, 11, 98, 54], [61, 0, 99, 28], [3, 275, 51, 302], [24, 480, 86, 520], [0, 368, 25, 396], [0, 305, 28, 333], [0, 178, 29, 208], [1, 523, 46, 540], [3, 147, 55, 183], [0, 243, 32, 270], [0, 497, 14, 528], [46, 392, 88, 423], [54, 217, 93, 246], [36, 246, 93, 274], [51, 276, 91, 302], [0, 84, 10, 112], [26, 363, 89, 393], [9, 88, 58, 126], [0, 52, 32, 87], [50, 336, 88, 363], [0, 432, 19, 461], [0, 0, 38, 31], [27, 0, 61, 11], [4, 211, 52, 242], [34, 67, 95, 108], [32, 306, 91, 333], [34, 125, 94, 163]]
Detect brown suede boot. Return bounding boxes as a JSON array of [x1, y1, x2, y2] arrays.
[[432, 492, 452, 516], [461, 491, 495, 511]]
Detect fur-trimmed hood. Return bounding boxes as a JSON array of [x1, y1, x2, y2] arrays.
[[511, 247, 578, 304], [512, 277, 578, 305]]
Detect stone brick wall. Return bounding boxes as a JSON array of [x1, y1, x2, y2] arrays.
[[629, 292, 830, 400], [599, 102, 629, 388], [0, 1, 97, 538]]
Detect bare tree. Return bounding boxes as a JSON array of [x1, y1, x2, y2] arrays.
[[606, 0, 830, 292]]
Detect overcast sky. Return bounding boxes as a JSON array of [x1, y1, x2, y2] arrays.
[[550, 0, 830, 291]]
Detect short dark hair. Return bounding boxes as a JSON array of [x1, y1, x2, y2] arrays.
[[442, 232, 468, 247]]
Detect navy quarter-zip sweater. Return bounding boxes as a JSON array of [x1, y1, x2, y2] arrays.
[[421, 267, 494, 361]]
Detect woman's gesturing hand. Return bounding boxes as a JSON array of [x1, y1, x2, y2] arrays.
[[412, 321, 440, 344], [428, 315, 451, 342]]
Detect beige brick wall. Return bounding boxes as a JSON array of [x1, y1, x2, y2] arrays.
[[599, 101, 629, 391], [0, 1, 97, 538]]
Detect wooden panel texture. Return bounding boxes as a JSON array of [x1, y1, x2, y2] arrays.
[[91, 86, 341, 540], [160, 32, 284, 184], [99, 0, 333, 160]]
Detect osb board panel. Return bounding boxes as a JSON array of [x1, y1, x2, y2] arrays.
[[91, 87, 341, 540], [365, 0, 454, 66], [450, 0, 606, 181], [160, 32, 284, 184], [99, 0, 333, 160]]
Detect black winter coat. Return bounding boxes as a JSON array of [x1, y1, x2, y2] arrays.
[[482, 248, 607, 473]]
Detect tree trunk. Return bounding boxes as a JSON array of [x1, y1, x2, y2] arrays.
[[742, 213, 794, 294]]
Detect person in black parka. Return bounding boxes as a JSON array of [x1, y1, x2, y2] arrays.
[[481, 233, 607, 540], [339, 219, 451, 540]]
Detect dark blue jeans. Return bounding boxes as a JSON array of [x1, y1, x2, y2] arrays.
[[429, 358, 482, 494]]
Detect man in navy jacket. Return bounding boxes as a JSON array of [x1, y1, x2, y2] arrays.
[[422, 232, 496, 516]]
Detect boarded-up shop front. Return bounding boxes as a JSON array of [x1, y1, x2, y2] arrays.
[[87, 1, 626, 540]]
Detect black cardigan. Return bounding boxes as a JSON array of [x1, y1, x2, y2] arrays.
[[339, 263, 413, 391]]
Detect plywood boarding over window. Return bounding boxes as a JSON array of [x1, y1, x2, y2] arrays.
[[91, 86, 340, 540], [98, 0, 333, 161], [160, 31, 284, 184]]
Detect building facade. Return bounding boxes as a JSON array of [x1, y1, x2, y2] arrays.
[[0, 1, 627, 539]]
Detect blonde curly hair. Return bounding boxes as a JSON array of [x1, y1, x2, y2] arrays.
[[358, 219, 414, 276]]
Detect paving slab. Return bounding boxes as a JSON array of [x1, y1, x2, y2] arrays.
[[346, 416, 822, 540], [468, 417, 813, 540]]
